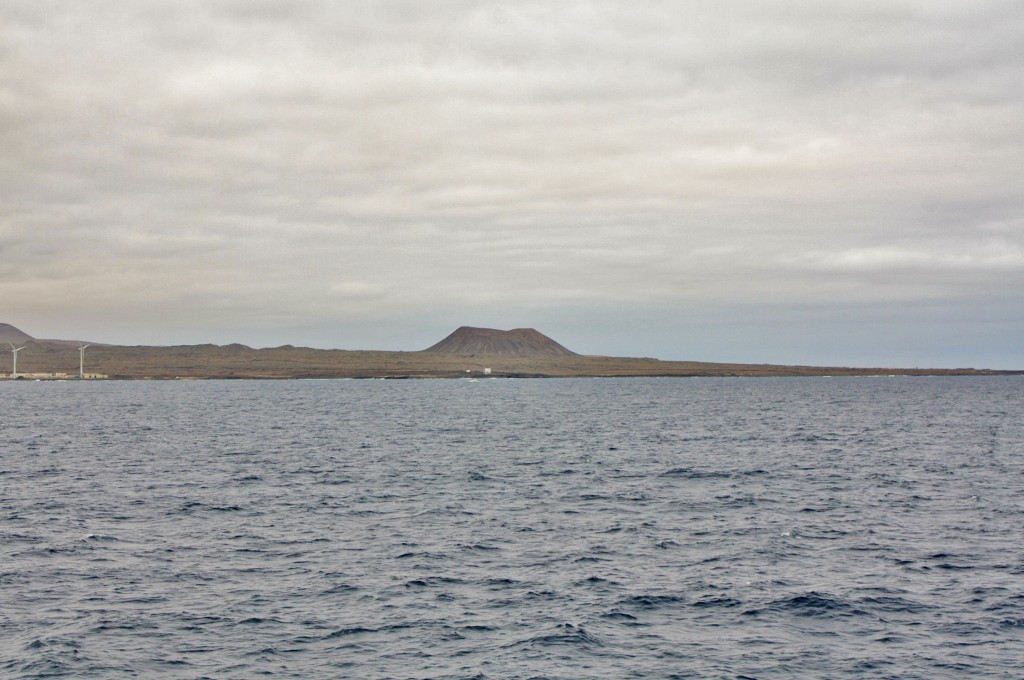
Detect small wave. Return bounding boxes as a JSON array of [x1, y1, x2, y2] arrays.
[[984, 593, 1024, 613], [123, 595, 168, 604], [524, 590, 560, 600], [0, 571, 28, 585], [324, 623, 412, 639], [692, 596, 743, 609], [510, 623, 604, 649], [25, 638, 80, 651], [23, 545, 83, 556], [325, 626, 375, 638], [246, 647, 302, 657], [316, 477, 351, 485], [14, 658, 78, 677], [661, 467, 731, 479], [458, 543, 501, 551], [1, 532, 42, 544], [660, 467, 768, 479], [321, 583, 359, 595], [857, 594, 933, 614], [745, 592, 867, 618], [789, 431, 841, 443], [620, 594, 687, 609], [395, 548, 452, 561], [91, 620, 158, 633], [238, 617, 285, 625], [404, 576, 465, 587], [601, 610, 638, 621], [156, 658, 192, 667]]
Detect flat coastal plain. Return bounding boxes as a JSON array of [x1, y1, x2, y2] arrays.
[[7, 341, 1015, 380]]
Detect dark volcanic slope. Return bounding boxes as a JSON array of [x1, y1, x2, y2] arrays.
[[0, 323, 34, 346], [422, 326, 578, 356]]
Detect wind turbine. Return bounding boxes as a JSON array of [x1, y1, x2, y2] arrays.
[[78, 344, 90, 379], [9, 342, 25, 379]]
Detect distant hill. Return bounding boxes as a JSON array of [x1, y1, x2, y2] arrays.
[[0, 323, 34, 346], [422, 326, 578, 356], [3, 322, 1017, 378]]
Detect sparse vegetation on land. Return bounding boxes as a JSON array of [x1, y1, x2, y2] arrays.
[[2, 325, 1016, 380]]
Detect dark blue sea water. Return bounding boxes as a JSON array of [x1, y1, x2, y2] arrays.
[[2, 376, 1023, 679]]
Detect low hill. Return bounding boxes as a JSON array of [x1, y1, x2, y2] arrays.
[[422, 326, 578, 356], [2, 322, 1018, 379]]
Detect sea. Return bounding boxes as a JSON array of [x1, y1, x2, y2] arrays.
[[1, 376, 1022, 679]]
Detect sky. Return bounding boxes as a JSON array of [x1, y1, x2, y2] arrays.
[[2, 1, 1022, 368]]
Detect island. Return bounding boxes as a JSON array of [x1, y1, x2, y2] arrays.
[[1, 323, 1019, 380]]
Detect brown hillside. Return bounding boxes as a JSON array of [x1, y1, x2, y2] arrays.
[[0, 323, 34, 346], [422, 326, 577, 356], [4, 338, 1017, 379], [3, 323, 1018, 379]]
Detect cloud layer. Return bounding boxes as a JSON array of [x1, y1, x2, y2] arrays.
[[2, 1, 1022, 366]]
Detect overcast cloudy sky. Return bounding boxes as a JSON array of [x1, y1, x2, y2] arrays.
[[2, 1, 1021, 367]]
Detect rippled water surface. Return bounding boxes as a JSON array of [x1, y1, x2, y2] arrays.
[[2, 377, 1023, 678]]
